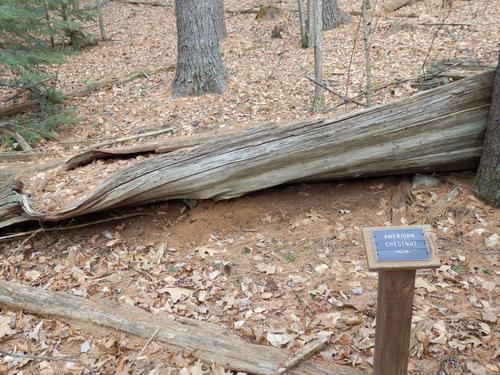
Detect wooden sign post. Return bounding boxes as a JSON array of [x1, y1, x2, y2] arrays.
[[362, 225, 440, 375]]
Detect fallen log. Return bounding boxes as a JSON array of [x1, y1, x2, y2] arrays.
[[348, 9, 418, 18], [0, 280, 365, 375], [383, 0, 412, 13], [413, 61, 495, 91], [0, 71, 494, 229], [0, 66, 174, 118]]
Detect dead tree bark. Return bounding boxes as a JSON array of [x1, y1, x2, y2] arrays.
[[297, 0, 308, 48], [0, 280, 365, 375], [171, 0, 227, 97], [214, 0, 227, 40], [362, 0, 373, 106], [0, 71, 493, 229], [312, 0, 325, 111], [96, 0, 106, 40], [475, 55, 500, 207], [307, 0, 314, 47], [322, 0, 351, 30]]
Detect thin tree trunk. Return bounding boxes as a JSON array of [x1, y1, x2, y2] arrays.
[[214, 0, 227, 40], [62, 0, 84, 48], [475, 54, 500, 207], [312, 0, 324, 111], [297, 0, 308, 48], [172, 0, 227, 97], [362, 0, 373, 106], [322, 0, 351, 30], [45, 9, 55, 48], [307, 0, 314, 47], [96, 0, 106, 41]]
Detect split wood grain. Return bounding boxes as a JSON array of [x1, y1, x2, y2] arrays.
[[0, 280, 365, 375], [0, 71, 494, 228]]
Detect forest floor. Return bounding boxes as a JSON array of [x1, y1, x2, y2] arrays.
[[0, 0, 499, 374]]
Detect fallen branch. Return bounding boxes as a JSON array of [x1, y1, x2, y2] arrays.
[[79, 125, 173, 152], [0, 280, 365, 375], [306, 77, 366, 107], [226, 6, 260, 15], [275, 335, 331, 374], [1, 128, 33, 151], [115, 0, 168, 6], [0, 212, 153, 242], [411, 61, 494, 91], [349, 10, 418, 18], [0, 66, 175, 118], [0, 151, 58, 162]]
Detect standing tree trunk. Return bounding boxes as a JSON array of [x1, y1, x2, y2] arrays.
[[214, 0, 227, 40], [312, 0, 324, 111], [475, 54, 500, 207], [307, 0, 314, 47], [322, 0, 351, 30], [297, 0, 308, 48], [361, 0, 373, 106], [172, 0, 227, 97], [96, 0, 106, 41]]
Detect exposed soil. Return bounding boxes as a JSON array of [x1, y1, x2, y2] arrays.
[[0, 0, 499, 374]]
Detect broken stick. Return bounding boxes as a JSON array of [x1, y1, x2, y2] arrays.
[[274, 334, 331, 374]]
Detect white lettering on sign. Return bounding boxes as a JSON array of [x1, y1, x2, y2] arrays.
[[384, 241, 418, 247], [383, 233, 416, 239]]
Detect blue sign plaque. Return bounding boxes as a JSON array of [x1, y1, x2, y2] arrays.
[[372, 228, 431, 262]]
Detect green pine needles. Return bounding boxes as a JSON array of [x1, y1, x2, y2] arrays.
[[0, 0, 95, 147]]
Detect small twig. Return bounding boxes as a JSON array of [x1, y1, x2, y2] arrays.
[[345, 16, 362, 99], [11, 229, 43, 255], [136, 327, 160, 358], [420, 6, 452, 77], [418, 22, 471, 27], [0, 212, 153, 242], [0, 350, 94, 374], [327, 62, 463, 112], [274, 334, 331, 374], [306, 77, 366, 107], [81, 125, 173, 151]]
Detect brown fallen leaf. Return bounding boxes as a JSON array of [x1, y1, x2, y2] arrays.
[[346, 292, 376, 312]]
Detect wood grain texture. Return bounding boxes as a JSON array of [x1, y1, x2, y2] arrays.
[[0, 71, 494, 228], [373, 270, 416, 375], [0, 280, 366, 375]]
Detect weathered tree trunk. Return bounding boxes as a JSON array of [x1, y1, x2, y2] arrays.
[[322, 0, 351, 30], [171, 0, 227, 97], [362, 0, 373, 106], [63, 0, 86, 49], [0, 280, 366, 375], [297, 0, 308, 48], [307, 0, 314, 47], [383, 0, 412, 13], [96, 0, 106, 41], [475, 55, 500, 207], [0, 71, 493, 229], [312, 0, 324, 111], [214, 0, 227, 40]]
